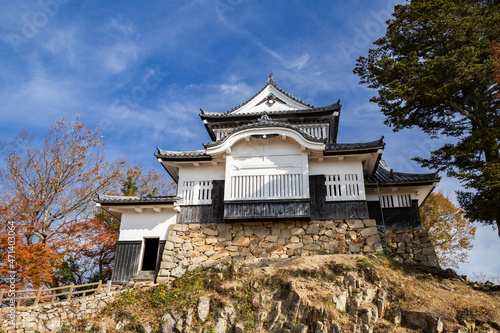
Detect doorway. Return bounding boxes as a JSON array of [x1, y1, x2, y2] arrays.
[[141, 238, 159, 271]]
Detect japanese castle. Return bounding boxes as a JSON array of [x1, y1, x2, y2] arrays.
[[97, 74, 440, 283]]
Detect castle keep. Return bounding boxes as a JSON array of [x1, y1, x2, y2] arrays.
[[97, 74, 440, 284]]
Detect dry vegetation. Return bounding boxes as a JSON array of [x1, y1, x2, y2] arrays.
[[63, 254, 500, 332]]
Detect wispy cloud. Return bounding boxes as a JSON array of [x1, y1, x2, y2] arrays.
[[98, 18, 140, 74]]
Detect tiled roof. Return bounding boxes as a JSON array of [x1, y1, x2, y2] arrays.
[[221, 76, 314, 114], [203, 118, 325, 148], [365, 162, 440, 185], [325, 138, 385, 152], [155, 149, 209, 158], [96, 194, 178, 204], [200, 103, 340, 118]]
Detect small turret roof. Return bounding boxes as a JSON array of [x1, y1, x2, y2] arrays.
[[96, 194, 178, 205], [365, 161, 440, 186]]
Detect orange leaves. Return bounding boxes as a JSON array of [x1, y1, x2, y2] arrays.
[[0, 116, 176, 288], [420, 191, 476, 268], [0, 116, 126, 288]]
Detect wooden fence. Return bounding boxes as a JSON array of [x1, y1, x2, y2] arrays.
[[0, 280, 112, 308]]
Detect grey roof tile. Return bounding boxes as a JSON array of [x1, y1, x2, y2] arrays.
[[200, 103, 340, 118], [96, 194, 178, 204], [219, 78, 314, 114], [325, 138, 385, 151], [365, 162, 440, 185], [155, 149, 208, 158]]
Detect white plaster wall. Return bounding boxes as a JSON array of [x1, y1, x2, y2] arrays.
[[231, 137, 305, 172], [118, 208, 178, 241], [309, 157, 364, 176], [225, 137, 310, 200], [178, 163, 226, 181], [177, 162, 226, 197]]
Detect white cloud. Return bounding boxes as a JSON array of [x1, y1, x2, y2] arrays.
[[98, 18, 140, 74], [287, 53, 310, 70], [219, 82, 252, 96], [102, 42, 139, 74]]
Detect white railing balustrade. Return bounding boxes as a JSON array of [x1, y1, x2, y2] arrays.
[[230, 174, 304, 200], [297, 124, 328, 140], [182, 181, 213, 204], [380, 194, 412, 208], [325, 174, 363, 201]]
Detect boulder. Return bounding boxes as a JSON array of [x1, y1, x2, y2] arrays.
[[160, 313, 176, 333], [197, 297, 210, 322], [404, 311, 443, 333], [267, 300, 282, 331], [214, 318, 227, 333]]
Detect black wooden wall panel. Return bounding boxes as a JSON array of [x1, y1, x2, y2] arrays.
[[309, 175, 369, 220], [112, 241, 141, 283], [367, 200, 422, 230], [155, 241, 166, 274], [178, 180, 225, 223], [224, 200, 310, 220]]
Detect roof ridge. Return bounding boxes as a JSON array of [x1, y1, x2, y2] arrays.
[[206, 75, 315, 114]]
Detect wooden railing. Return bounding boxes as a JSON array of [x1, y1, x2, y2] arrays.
[[0, 280, 112, 308], [230, 174, 304, 200], [380, 194, 412, 208], [325, 174, 364, 201], [297, 124, 329, 139], [182, 181, 213, 204]]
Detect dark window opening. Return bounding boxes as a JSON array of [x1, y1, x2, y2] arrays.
[[141, 238, 159, 271]]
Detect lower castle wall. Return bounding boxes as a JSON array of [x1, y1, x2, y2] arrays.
[[156, 219, 439, 283], [0, 289, 124, 333]]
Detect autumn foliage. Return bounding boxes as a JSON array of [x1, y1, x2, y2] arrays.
[[0, 117, 174, 289], [420, 191, 476, 268]]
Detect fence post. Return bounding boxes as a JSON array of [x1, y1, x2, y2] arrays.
[[34, 287, 42, 306], [97, 280, 102, 293], [106, 280, 112, 293], [67, 284, 74, 301]]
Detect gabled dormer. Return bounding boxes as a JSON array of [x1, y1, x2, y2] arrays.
[[200, 73, 341, 143]]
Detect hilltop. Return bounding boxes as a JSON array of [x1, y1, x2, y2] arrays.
[[64, 254, 499, 333]]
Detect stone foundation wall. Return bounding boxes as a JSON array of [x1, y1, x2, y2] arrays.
[[156, 220, 439, 283], [0, 289, 124, 333], [384, 229, 439, 266]]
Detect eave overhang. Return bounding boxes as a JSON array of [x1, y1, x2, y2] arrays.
[[155, 149, 211, 161], [364, 164, 440, 188], [200, 104, 341, 121], [323, 138, 385, 176], [96, 194, 178, 205], [154, 149, 212, 183], [96, 194, 178, 218]]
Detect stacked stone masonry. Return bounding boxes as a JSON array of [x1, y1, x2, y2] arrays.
[[157, 219, 439, 283], [0, 289, 124, 333]]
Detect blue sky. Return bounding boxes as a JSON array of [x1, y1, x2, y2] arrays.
[[1, 0, 498, 277]]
